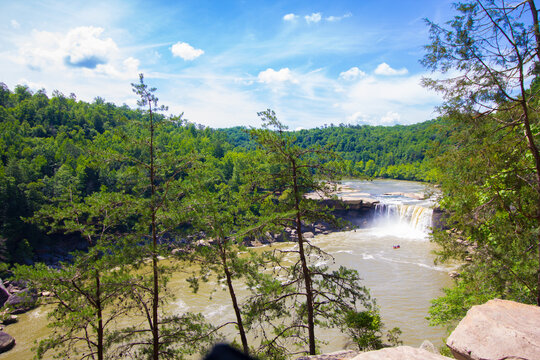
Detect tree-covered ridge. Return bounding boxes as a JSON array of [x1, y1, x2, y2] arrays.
[[219, 118, 451, 181], [0, 83, 233, 265]]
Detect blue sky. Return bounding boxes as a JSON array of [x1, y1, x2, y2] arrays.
[[0, 0, 456, 129]]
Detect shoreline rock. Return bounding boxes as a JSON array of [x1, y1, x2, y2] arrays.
[[0, 331, 15, 353]]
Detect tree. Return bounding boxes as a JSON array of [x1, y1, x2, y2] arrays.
[[112, 74, 214, 359], [422, 0, 540, 315], [16, 190, 138, 360], [247, 110, 380, 356]]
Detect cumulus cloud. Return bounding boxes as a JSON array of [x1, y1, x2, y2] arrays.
[[63, 27, 118, 68], [15, 26, 139, 80], [380, 111, 401, 124], [326, 13, 352, 22], [339, 67, 366, 81], [283, 13, 298, 21], [305, 13, 322, 24], [374, 62, 408, 76], [171, 42, 204, 61], [258, 68, 298, 84]]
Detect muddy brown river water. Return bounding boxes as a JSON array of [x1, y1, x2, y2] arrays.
[[1, 180, 453, 359]]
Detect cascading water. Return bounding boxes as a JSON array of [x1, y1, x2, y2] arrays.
[[372, 203, 433, 238]]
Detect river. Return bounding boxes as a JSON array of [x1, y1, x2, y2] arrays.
[[1, 179, 453, 359]]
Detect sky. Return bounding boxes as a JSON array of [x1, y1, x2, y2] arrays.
[[0, 0, 456, 129]]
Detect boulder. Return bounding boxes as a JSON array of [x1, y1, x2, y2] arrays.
[[351, 346, 452, 360], [419, 340, 438, 354], [5, 289, 38, 314], [1, 315, 17, 325], [0, 280, 9, 308], [303, 232, 315, 239], [296, 350, 359, 360], [0, 331, 15, 353], [446, 299, 540, 360]]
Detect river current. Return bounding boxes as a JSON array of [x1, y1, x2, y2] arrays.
[[1, 179, 453, 359]]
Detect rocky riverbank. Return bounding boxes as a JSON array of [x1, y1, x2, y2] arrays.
[[0, 278, 42, 353]]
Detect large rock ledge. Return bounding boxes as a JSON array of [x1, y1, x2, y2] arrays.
[[306, 299, 540, 360], [447, 299, 540, 360]]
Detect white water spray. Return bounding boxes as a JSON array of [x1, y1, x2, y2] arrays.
[[371, 203, 433, 240]]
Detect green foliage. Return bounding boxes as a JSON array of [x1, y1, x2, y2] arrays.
[[220, 118, 451, 181], [422, 0, 540, 330]]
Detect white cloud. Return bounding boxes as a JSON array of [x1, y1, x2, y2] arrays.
[[258, 68, 298, 84], [339, 67, 366, 81], [326, 13, 352, 22], [15, 26, 138, 78], [63, 27, 118, 68], [305, 13, 322, 24], [374, 62, 408, 76], [171, 42, 204, 61], [283, 13, 298, 21], [12, 26, 140, 84], [11, 20, 20, 29], [93, 57, 140, 80], [380, 111, 401, 124], [346, 111, 368, 123]]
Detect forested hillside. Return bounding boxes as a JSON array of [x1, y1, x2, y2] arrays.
[[220, 119, 450, 181], [0, 83, 234, 265]]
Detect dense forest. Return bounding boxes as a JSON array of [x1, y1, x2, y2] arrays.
[[0, 82, 446, 266]]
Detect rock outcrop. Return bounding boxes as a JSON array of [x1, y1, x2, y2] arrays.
[[0, 331, 15, 353], [446, 299, 540, 360], [0, 280, 9, 308], [350, 346, 452, 360]]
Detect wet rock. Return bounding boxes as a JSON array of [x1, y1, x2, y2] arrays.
[[296, 350, 359, 360], [303, 232, 315, 239], [446, 299, 540, 360], [0, 331, 15, 353], [448, 271, 460, 279], [351, 346, 452, 360]]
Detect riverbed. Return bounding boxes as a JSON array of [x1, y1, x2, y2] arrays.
[[0, 179, 453, 359]]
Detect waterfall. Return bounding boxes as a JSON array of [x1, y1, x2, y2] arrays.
[[372, 203, 433, 237]]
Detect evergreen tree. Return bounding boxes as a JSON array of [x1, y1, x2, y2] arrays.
[[246, 110, 382, 356]]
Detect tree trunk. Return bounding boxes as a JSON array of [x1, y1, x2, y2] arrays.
[[219, 240, 250, 355], [149, 102, 160, 359], [292, 160, 316, 355], [96, 271, 104, 360]]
